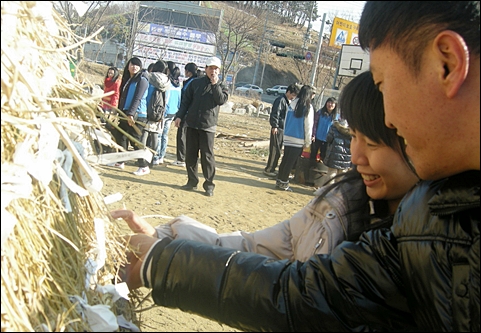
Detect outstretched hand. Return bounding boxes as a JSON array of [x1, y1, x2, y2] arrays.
[[119, 234, 159, 290], [111, 209, 157, 237]]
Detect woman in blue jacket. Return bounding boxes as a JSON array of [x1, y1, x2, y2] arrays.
[[276, 85, 316, 192], [113, 57, 149, 174], [310, 97, 338, 166]]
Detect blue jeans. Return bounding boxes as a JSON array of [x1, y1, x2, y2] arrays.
[[155, 115, 174, 160]]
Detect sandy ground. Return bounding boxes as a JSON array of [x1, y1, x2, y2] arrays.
[[99, 111, 317, 331]]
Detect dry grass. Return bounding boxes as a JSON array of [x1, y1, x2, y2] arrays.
[[1, 2, 133, 331]]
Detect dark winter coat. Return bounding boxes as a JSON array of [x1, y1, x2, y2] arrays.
[[269, 94, 290, 130], [144, 170, 480, 331], [323, 120, 352, 170], [174, 75, 228, 132]]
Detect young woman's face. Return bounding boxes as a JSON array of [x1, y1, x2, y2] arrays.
[[326, 101, 336, 112], [107, 69, 115, 78], [350, 129, 418, 209], [128, 62, 141, 76]]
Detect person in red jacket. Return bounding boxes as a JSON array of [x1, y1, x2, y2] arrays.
[[101, 67, 121, 114]]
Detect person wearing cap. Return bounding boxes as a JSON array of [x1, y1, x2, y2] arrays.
[[173, 56, 229, 197]]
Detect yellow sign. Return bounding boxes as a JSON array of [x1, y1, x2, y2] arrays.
[[329, 17, 360, 49]]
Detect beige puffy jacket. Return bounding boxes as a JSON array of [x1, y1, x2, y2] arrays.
[[155, 176, 374, 261]]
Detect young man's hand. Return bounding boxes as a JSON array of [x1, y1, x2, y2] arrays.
[[119, 234, 159, 290], [111, 209, 157, 237]]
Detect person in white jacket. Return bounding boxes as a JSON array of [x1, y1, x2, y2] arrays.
[[111, 71, 419, 260]]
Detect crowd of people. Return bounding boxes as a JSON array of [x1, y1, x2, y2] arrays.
[[101, 55, 231, 195], [111, 1, 479, 332]]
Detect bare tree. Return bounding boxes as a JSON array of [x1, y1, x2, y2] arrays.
[[208, 2, 263, 84], [53, 1, 112, 37]]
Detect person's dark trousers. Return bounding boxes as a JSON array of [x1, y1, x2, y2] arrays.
[[310, 139, 328, 167], [319, 140, 328, 161], [277, 145, 303, 182], [115, 117, 149, 168], [176, 120, 187, 162], [131, 117, 149, 168], [185, 127, 216, 191], [264, 129, 284, 173], [309, 139, 321, 168]]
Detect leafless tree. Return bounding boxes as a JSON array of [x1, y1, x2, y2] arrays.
[[53, 1, 111, 37], [207, 2, 263, 83]]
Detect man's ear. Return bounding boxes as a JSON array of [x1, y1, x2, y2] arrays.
[[433, 31, 469, 98]]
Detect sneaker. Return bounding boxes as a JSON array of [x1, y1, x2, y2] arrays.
[[114, 162, 125, 169], [276, 185, 293, 192], [275, 179, 293, 192], [171, 160, 186, 167], [152, 159, 160, 165], [133, 166, 150, 176], [263, 170, 277, 177]]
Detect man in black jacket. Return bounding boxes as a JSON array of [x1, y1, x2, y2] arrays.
[[173, 56, 228, 197], [121, 2, 479, 331], [263, 83, 300, 177]]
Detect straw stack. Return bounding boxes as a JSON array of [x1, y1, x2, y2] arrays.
[[1, 2, 135, 331]]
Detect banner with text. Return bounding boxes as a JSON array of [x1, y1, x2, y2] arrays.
[[136, 33, 215, 55], [139, 22, 216, 45]]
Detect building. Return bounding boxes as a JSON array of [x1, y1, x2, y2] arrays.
[[132, 1, 222, 75]]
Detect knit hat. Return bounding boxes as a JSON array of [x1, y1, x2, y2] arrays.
[[129, 57, 142, 68]]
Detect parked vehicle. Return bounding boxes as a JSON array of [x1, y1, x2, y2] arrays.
[[266, 85, 287, 95], [234, 82, 249, 88], [235, 84, 263, 95]]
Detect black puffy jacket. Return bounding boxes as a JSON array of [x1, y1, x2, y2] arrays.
[[147, 171, 479, 331], [323, 120, 352, 170]]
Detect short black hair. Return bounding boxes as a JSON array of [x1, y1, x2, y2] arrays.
[[359, 1, 480, 74], [286, 83, 300, 95]]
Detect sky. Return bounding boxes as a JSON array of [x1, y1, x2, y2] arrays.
[[311, 1, 366, 34]]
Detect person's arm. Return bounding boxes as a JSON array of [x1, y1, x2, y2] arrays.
[[112, 209, 295, 260], [111, 80, 121, 108], [122, 228, 414, 331], [303, 105, 314, 146], [312, 109, 320, 139], [211, 81, 229, 106], [269, 96, 283, 129], [175, 78, 194, 122]]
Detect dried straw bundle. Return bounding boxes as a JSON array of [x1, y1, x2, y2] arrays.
[[1, 2, 133, 331]]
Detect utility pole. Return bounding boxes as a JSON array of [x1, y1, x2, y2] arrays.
[[310, 13, 327, 86], [302, 2, 315, 51], [127, 2, 140, 60], [252, 10, 269, 85]]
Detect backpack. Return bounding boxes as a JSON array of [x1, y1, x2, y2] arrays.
[[147, 90, 165, 122]]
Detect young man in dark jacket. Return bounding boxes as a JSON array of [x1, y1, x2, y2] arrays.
[[263, 83, 300, 177], [173, 56, 228, 197], [122, 2, 479, 331]]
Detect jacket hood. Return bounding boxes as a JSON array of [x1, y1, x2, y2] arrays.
[[146, 72, 169, 91], [333, 119, 350, 136]]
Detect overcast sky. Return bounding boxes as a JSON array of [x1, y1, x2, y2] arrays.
[[311, 1, 366, 33]]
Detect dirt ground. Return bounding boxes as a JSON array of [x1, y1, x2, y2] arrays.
[[100, 108, 317, 332]]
